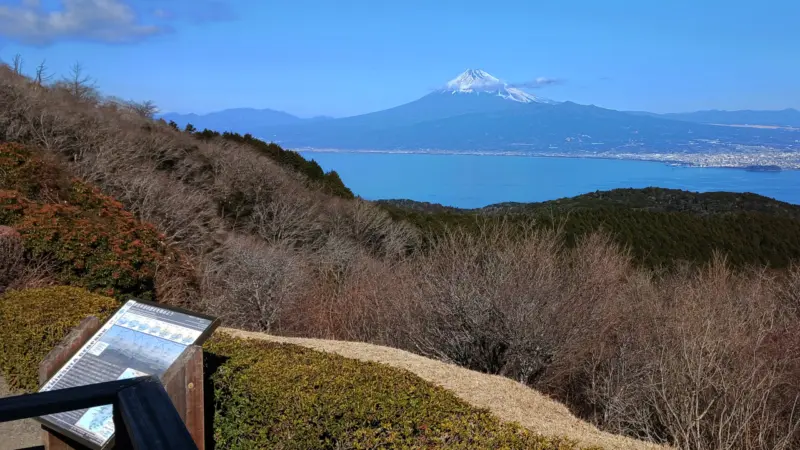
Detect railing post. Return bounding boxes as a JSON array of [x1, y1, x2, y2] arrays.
[[0, 377, 197, 450], [115, 376, 198, 450], [112, 393, 133, 450]]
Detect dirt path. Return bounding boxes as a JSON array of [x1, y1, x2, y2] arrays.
[[221, 328, 670, 450], [0, 376, 42, 450]]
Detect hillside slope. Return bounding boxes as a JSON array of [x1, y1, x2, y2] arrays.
[[479, 187, 800, 218], [221, 328, 668, 450], [378, 187, 800, 268], [379, 187, 800, 217]]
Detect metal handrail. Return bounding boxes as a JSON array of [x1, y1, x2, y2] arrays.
[[0, 376, 198, 450]]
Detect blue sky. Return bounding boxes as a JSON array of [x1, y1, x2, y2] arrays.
[[1, 0, 799, 118]]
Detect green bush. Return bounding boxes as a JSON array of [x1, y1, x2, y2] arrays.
[[204, 334, 589, 450], [0, 286, 118, 392]]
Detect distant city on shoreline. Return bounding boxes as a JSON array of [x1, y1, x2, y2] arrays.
[[292, 146, 800, 171]]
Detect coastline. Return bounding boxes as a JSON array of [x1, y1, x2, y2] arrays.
[[294, 147, 800, 171]]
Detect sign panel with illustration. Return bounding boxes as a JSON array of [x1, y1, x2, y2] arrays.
[[35, 299, 218, 450]]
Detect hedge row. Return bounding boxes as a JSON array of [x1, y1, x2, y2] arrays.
[[203, 334, 593, 450], [0, 286, 118, 392]]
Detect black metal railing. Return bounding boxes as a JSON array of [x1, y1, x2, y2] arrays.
[[0, 376, 198, 450]]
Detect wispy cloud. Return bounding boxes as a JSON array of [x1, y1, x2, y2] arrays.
[[0, 0, 237, 46], [147, 0, 237, 24], [509, 77, 565, 89], [186, 0, 237, 23], [0, 0, 164, 45]]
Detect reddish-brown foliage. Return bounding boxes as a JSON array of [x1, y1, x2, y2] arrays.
[[0, 224, 23, 289], [0, 143, 188, 300]]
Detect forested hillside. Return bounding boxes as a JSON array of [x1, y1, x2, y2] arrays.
[[481, 187, 800, 217], [378, 188, 800, 268], [2, 62, 799, 450]]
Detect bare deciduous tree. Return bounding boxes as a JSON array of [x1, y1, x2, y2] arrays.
[[59, 62, 98, 101], [202, 236, 310, 332], [12, 54, 23, 75], [34, 59, 53, 86], [408, 222, 562, 383], [251, 186, 324, 246], [126, 100, 159, 119]]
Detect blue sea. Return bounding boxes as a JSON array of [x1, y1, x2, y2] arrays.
[[300, 152, 800, 208]]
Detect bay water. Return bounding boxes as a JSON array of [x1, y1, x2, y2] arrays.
[[301, 152, 800, 208]]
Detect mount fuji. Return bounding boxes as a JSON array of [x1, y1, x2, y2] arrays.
[[254, 69, 560, 144], [213, 69, 799, 154], [436, 69, 557, 104]]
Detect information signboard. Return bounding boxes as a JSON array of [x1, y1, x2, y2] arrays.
[[35, 299, 219, 449]]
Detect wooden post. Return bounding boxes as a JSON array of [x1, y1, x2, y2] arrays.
[[38, 317, 205, 450], [161, 345, 205, 450]]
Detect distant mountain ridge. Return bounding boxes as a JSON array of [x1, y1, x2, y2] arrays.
[[378, 187, 800, 219], [628, 108, 800, 128], [660, 109, 800, 128], [251, 69, 798, 154], [258, 99, 797, 152], [164, 70, 800, 159], [159, 108, 333, 135]]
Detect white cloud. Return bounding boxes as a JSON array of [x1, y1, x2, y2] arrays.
[[152, 8, 171, 19], [509, 77, 564, 89], [0, 0, 164, 45], [146, 0, 237, 24]]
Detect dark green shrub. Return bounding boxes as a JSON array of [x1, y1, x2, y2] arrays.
[[0, 286, 118, 392], [379, 200, 800, 269], [204, 334, 587, 450]]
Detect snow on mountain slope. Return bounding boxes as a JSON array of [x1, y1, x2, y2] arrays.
[[445, 69, 503, 91], [439, 69, 557, 104]]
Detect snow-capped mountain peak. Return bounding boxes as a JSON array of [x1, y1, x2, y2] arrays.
[[440, 69, 554, 104], [446, 69, 503, 91]]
